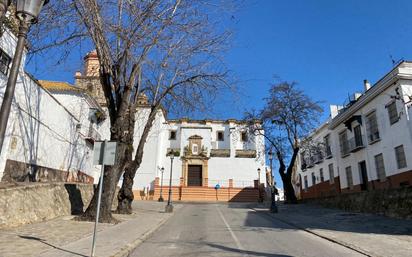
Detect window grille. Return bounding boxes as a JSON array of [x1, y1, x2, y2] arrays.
[[395, 145, 407, 169], [328, 164, 334, 184], [374, 153, 386, 181], [387, 101, 399, 125], [366, 111, 380, 142], [345, 166, 353, 188]]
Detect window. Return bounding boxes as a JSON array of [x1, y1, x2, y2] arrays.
[[169, 130, 177, 140], [304, 175, 308, 190], [366, 111, 380, 143], [328, 163, 334, 184], [300, 152, 307, 170], [311, 172, 316, 186], [395, 145, 407, 169], [387, 101, 399, 125], [324, 134, 332, 157], [0, 49, 11, 75], [192, 144, 199, 155], [241, 131, 248, 142], [374, 153, 386, 181], [339, 131, 349, 156], [353, 125, 364, 148], [217, 131, 224, 141], [345, 166, 353, 188], [320, 168, 324, 182]]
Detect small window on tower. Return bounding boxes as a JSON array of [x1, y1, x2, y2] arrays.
[[169, 130, 177, 140], [241, 132, 248, 142], [217, 131, 224, 141]]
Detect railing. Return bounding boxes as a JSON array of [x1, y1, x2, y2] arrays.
[[158, 179, 181, 187], [367, 131, 380, 143], [232, 180, 255, 188], [349, 135, 365, 152], [306, 156, 315, 168], [313, 153, 324, 164], [208, 179, 230, 188]]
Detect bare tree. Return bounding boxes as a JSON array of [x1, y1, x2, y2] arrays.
[[29, 0, 232, 221], [246, 81, 322, 203]]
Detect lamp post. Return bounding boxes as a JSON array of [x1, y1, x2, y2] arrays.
[[268, 149, 278, 213], [0, 0, 49, 155], [257, 167, 262, 202], [165, 152, 174, 213], [158, 167, 165, 202]]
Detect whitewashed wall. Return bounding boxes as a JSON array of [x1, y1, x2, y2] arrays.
[[0, 28, 96, 181]]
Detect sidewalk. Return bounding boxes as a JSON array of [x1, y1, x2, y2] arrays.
[[0, 201, 180, 257], [254, 202, 412, 257]]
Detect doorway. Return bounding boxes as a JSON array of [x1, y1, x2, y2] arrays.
[[188, 165, 202, 186], [358, 161, 368, 191]]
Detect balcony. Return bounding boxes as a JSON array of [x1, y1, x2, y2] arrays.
[[235, 150, 256, 158], [349, 135, 365, 152], [313, 153, 324, 164], [306, 156, 315, 168], [210, 149, 230, 157], [367, 131, 380, 144]]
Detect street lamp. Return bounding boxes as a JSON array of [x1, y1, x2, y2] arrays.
[[268, 149, 278, 213], [257, 167, 262, 202], [158, 167, 165, 202], [0, 0, 49, 155], [165, 151, 174, 213]]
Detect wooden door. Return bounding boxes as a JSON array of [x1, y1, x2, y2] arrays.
[[188, 165, 202, 186]]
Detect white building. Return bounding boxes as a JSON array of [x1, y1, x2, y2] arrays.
[[297, 62, 412, 198], [0, 28, 99, 183]]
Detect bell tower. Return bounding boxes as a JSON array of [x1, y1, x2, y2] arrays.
[[74, 50, 106, 107]]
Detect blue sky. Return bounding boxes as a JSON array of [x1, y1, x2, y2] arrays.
[[209, 0, 412, 120], [26, 0, 412, 188]]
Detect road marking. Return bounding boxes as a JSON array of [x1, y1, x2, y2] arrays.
[[216, 205, 246, 253]]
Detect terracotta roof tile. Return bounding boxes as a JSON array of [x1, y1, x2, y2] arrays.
[[38, 80, 83, 92]]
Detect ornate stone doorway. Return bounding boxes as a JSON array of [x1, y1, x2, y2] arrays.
[[187, 165, 202, 186]]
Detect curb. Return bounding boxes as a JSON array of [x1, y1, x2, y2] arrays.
[[251, 208, 375, 257], [110, 211, 175, 257]]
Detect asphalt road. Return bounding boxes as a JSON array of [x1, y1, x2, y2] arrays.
[[130, 203, 365, 257]]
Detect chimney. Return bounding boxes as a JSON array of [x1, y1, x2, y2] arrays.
[[363, 79, 371, 91], [330, 105, 343, 119], [84, 50, 100, 77]]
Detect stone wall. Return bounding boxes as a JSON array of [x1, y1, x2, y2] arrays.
[[303, 186, 412, 219], [2, 159, 94, 184], [0, 183, 117, 228]]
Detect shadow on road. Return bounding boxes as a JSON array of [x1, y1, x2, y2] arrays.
[[18, 235, 88, 257], [234, 202, 412, 236], [206, 243, 293, 257]]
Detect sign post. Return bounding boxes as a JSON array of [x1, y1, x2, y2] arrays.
[[91, 140, 117, 257]]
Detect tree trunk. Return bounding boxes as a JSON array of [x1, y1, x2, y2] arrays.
[[281, 173, 298, 204], [116, 164, 136, 214], [277, 147, 299, 204], [77, 140, 128, 223], [116, 108, 157, 214]]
